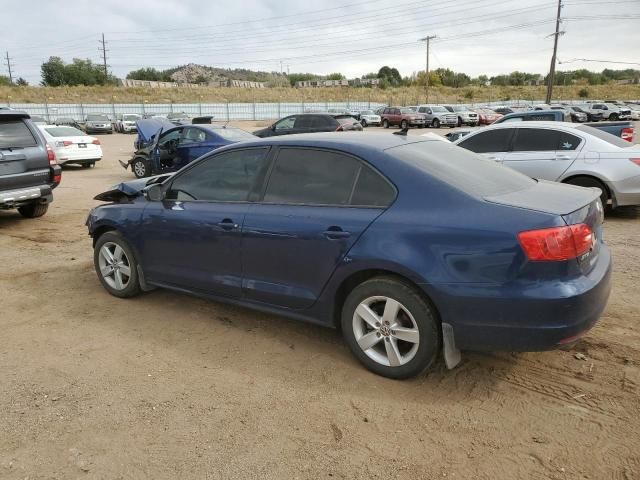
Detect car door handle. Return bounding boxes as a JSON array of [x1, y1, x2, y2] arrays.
[[216, 218, 239, 230], [323, 227, 351, 240], [555, 155, 571, 161]]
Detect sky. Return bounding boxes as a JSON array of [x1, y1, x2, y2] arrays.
[[1, 0, 639, 85]]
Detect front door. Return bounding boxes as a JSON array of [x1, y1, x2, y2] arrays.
[[501, 127, 582, 181], [139, 147, 270, 296], [241, 147, 396, 309]]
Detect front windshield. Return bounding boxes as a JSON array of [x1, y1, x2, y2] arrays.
[[87, 114, 109, 121], [123, 114, 140, 121], [431, 106, 448, 113], [450, 106, 466, 112], [360, 110, 374, 115], [571, 106, 585, 113], [214, 128, 255, 141], [400, 108, 415, 114]]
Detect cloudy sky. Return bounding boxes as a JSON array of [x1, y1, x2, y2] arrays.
[[2, 0, 639, 84]]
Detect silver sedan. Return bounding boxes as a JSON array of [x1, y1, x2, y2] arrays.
[[454, 121, 640, 207]]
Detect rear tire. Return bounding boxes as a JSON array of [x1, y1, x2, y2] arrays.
[[382, 119, 389, 129], [18, 203, 48, 218], [361, 119, 367, 127], [609, 113, 618, 121], [432, 119, 440, 128], [341, 276, 440, 379], [565, 176, 609, 206]]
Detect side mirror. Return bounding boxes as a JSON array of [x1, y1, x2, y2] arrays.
[[143, 184, 164, 202], [271, 124, 277, 131]]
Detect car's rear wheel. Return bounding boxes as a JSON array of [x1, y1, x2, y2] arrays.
[[341, 277, 440, 379], [400, 120, 408, 129], [18, 203, 48, 218], [564, 176, 609, 206], [94, 231, 141, 298], [382, 119, 389, 129], [132, 157, 150, 178], [432, 118, 440, 128], [457, 117, 463, 127], [360, 119, 367, 127]]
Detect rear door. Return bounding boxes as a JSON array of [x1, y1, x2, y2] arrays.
[[0, 114, 49, 191], [502, 127, 582, 180], [456, 128, 514, 162], [241, 147, 395, 309]]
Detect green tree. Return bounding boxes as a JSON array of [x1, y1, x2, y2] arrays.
[[326, 72, 345, 80], [578, 88, 589, 98], [377, 66, 403, 86], [15, 77, 29, 86], [40, 56, 66, 86], [0, 75, 10, 86], [288, 72, 316, 86], [126, 67, 172, 82]]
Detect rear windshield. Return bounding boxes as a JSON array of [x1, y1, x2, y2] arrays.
[[123, 114, 140, 121], [87, 114, 109, 121], [388, 141, 535, 197], [213, 128, 255, 141], [576, 125, 633, 148], [45, 126, 84, 137], [0, 119, 37, 148]]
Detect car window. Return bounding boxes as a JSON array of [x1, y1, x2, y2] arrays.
[[86, 114, 109, 121], [159, 128, 183, 147], [576, 125, 634, 148], [351, 165, 396, 207], [0, 119, 37, 148], [294, 116, 314, 129], [431, 106, 448, 113], [264, 148, 360, 206], [512, 128, 561, 151], [400, 108, 414, 114], [501, 117, 523, 123], [213, 128, 255, 141], [44, 126, 84, 137], [458, 129, 513, 153], [275, 116, 296, 130], [123, 115, 140, 121], [312, 115, 336, 127], [167, 148, 269, 202], [417, 107, 426, 113], [181, 127, 206, 144]]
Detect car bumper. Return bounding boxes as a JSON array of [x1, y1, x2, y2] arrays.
[[122, 125, 137, 132], [409, 120, 426, 126], [0, 184, 53, 208], [55, 146, 103, 164], [461, 117, 479, 125], [424, 245, 612, 352], [607, 174, 640, 207], [86, 125, 112, 132]]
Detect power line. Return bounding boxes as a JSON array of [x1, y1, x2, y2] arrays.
[[559, 58, 640, 66]]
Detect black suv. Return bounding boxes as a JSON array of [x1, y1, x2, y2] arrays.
[[0, 111, 61, 218], [253, 113, 363, 137]]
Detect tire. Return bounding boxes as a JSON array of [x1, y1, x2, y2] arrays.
[[382, 119, 389, 129], [132, 157, 150, 178], [609, 113, 618, 121], [361, 119, 367, 127], [94, 231, 141, 298], [400, 120, 408, 129], [457, 117, 463, 127], [18, 203, 48, 218], [432, 118, 440, 128], [341, 276, 440, 379], [564, 176, 609, 206]]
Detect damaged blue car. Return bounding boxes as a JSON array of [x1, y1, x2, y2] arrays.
[[122, 119, 255, 178]]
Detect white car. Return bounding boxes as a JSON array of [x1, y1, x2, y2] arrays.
[[115, 113, 140, 133], [357, 110, 381, 127], [454, 121, 640, 207], [38, 125, 103, 168], [628, 104, 640, 121]]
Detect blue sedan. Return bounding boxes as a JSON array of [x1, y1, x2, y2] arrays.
[[121, 122, 255, 178], [87, 133, 612, 378]]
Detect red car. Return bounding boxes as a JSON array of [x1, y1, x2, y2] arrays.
[[474, 108, 503, 125]]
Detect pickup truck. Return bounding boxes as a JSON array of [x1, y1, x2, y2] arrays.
[[494, 110, 634, 141]]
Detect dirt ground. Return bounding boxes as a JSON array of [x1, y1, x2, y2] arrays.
[[1, 123, 640, 480]]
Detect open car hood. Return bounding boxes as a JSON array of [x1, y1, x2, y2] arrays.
[[94, 174, 173, 202], [136, 118, 175, 143]]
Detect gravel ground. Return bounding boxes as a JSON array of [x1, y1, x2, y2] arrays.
[[1, 123, 639, 479]]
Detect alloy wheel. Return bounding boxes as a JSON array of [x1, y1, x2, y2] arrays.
[[352, 296, 420, 367], [98, 242, 132, 291]]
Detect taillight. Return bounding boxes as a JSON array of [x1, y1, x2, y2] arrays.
[[46, 144, 57, 165], [518, 223, 593, 261], [92, 139, 101, 145], [53, 173, 62, 184], [621, 127, 634, 142], [630, 158, 640, 166]]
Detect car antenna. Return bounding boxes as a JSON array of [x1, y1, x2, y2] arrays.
[[393, 127, 409, 136]]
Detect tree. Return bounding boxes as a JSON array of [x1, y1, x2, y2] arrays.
[[193, 75, 209, 84], [377, 66, 403, 86], [0, 75, 10, 86], [15, 77, 29, 86], [326, 72, 345, 80], [578, 88, 589, 98], [41, 56, 66, 86], [288, 72, 316, 86], [126, 67, 172, 82]]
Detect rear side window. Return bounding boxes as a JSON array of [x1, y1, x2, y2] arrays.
[[0, 119, 37, 148], [312, 115, 336, 127], [264, 149, 360, 205], [513, 128, 582, 151], [458, 129, 513, 153], [576, 125, 633, 148], [294, 116, 314, 128], [351, 165, 396, 207]]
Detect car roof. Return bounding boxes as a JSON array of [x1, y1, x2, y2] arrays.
[[0, 110, 30, 119], [481, 120, 579, 129]]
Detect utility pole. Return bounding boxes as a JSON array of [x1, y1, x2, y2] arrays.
[[545, 0, 563, 104], [4, 51, 14, 84], [280, 60, 283, 76], [419, 36, 436, 103], [99, 33, 108, 79]]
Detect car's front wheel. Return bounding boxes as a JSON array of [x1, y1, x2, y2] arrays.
[[132, 157, 150, 178], [400, 120, 408, 129], [361, 119, 367, 127], [432, 118, 440, 128], [94, 231, 141, 298], [341, 277, 440, 379], [382, 119, 389, 129]]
